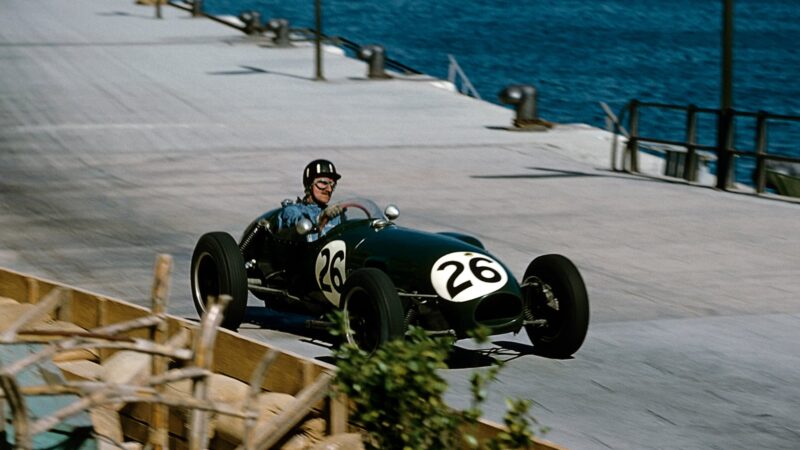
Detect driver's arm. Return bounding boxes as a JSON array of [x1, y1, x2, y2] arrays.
[[276, 205, 305, 230]]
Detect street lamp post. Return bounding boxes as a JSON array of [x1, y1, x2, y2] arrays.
[[722, 0, 733, 110], [315, 0, 325, 80], [716, 0, 735, 189]]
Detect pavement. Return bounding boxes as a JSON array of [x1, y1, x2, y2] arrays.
[[1, 0, 799, 448]]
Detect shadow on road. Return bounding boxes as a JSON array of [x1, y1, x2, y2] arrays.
[[240, 307, 557, 367], [208, 65, 312, 80]]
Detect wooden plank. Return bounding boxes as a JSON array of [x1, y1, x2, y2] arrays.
[[0, 270, 28, 302], [0, 267, 565, 450], [72, 291, 102, 331], [249, 372, 333, 450], [467, 418, 567, 450], [0, 287, 67, 342], [211, 331, 329, 395]]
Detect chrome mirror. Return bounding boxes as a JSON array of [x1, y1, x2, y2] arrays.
[[384, 204, 400, 221], [296, 218, 313, 236]]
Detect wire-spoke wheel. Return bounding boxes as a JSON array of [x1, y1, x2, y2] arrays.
[[190, 232, 248, 330], [522, 254, 589, 358], [341, 268, 405, 354]]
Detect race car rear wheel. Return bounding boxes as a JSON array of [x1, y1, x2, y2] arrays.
[[191, 232, 248, 330], [340, 268, 405, 354], [522, 254, 589, 358]]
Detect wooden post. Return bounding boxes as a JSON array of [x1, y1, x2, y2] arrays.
[[25, 277, 39, 304], [328, 394, 348, 435], [96, 297, 111, 362], [189, 295, 229, 450], [149, 254, 172, 450]]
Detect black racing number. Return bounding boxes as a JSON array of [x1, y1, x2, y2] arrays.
[[469, 256, 502, 283], [330, 249, 345, 292], [438, 261, 473, 299], [319, 248, 345, 293], [318, 248, 331, 292], [437, 255, 504, 299]]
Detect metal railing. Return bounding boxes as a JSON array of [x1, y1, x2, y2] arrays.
[[447, 55, 481, 100], [166, 1, 422, 77], [604, 99, 800, 194], [334, 36, 422, 75], [167, 0, 246, 32]]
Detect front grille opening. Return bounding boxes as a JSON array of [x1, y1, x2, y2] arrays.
[[474, 293, 522, 325]]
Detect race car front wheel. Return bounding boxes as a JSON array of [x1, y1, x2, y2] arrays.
[[191, 232, 248, 330], [340, 268, 405, 354], [522, 254, 589, 358]]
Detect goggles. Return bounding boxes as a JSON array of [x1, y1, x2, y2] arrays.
[[314, 178, 337, 190]]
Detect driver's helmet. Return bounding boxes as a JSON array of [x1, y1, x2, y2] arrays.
[[303, 159, 341, 188]]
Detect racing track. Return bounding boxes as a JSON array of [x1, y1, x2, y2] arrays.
[[2, 1, 800, 448]]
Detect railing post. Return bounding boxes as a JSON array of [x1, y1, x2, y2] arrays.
[[715, 107, 736, 190], [754, 110, 768, 193], [683, 104, 698, 181], [625, 99, 640, 173]]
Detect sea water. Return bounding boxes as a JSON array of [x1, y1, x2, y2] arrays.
[[205, 0, 800, 182]]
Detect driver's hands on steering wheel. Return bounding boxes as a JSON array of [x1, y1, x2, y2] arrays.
[[322, 204, 343, 219]]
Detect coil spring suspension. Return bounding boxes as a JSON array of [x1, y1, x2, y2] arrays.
[[239, 221, 264, 253], [404, 307, 418, 329], [522, 278, 537, 322]]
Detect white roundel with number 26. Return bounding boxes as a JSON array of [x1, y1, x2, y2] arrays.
[[315, 240, 346, 307], [431, 252, 508, 302]]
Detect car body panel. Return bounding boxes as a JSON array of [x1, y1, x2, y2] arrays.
[[240, 199, 526, 338]]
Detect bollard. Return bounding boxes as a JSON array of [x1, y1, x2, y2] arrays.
[[267, 19, 291, 47], [238, 11, 262, 35], [498, 84, 540, 128], [357, 45, 390, 79], [191, 0, 203, 17]]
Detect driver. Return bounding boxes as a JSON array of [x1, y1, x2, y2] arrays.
[[276, 159, 344, 236]]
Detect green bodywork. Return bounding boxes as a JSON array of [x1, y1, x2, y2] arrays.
[[242, 199, 525, 338]]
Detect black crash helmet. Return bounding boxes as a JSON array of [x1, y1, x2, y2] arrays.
[[303, 159, 341, 188]]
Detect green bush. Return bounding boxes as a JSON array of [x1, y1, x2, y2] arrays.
[[330, 312, 546, 449]]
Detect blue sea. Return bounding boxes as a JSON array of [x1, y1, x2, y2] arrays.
[[206, 0, 800, 181]]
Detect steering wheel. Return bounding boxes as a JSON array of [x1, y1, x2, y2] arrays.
[[317, 202, 372, 232]]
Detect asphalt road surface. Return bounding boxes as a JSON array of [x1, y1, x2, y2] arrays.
[[2, 1, 799, 448]]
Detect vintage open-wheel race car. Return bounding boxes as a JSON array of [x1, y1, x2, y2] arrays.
[[191, 198, 589, 357]]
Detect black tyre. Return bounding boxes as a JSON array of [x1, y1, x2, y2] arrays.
[[340, 268, 405, 354], [522, 254, 589, 358], [191, 232, 248, 330]]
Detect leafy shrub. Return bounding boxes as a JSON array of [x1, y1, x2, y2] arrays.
[[330, 312, 546, 449]]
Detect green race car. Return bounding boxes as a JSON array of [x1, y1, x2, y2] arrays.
[[191, 198, 589, 357]]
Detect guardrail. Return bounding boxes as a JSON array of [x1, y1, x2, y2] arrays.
[[604, 100, 800, 195], [166, 0, 422, 77], [447, 54, 481, 99]]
